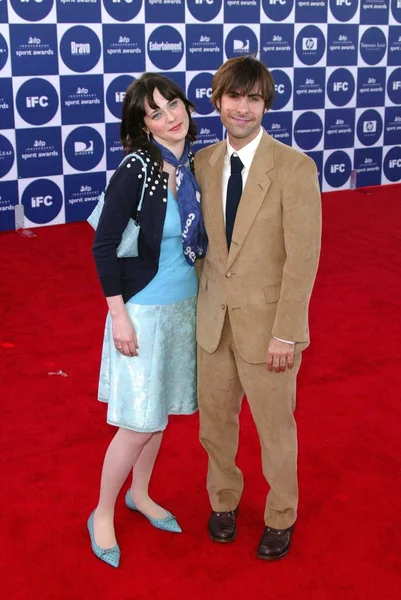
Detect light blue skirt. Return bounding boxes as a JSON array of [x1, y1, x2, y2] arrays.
[[98, 295, 198, 432]]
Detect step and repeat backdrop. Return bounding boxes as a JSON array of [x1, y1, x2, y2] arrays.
[[0, 0, 401, 231]]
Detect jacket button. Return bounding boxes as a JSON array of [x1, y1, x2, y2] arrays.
[[221, 304, 226, 310], [225, 272, 232, 278]]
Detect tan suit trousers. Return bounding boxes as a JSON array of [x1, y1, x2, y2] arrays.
[[198, 313, 301, 530]]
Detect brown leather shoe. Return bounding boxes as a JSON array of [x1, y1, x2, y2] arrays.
[[256, 524, 294, 560], [208, 509, 238, 543]]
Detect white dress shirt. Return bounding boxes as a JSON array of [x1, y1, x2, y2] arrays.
[[223, 128, 294, 346]]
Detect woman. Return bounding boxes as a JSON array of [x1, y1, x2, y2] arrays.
[[88, 73, 207, 568]]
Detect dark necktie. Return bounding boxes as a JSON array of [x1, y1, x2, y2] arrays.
[[225, 154, 244, 249]]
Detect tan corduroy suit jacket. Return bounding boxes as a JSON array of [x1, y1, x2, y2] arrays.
[[194, 130, 322, 364]]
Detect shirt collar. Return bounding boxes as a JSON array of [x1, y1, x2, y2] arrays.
[[226, 127, 263, 171]]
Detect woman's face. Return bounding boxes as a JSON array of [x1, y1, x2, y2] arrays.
[[143, 88, 189, 148]]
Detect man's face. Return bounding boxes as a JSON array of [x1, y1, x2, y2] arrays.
[[217, 88, 266, 149]]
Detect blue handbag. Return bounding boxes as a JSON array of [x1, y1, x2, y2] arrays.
[[87, 152, 148, 258]]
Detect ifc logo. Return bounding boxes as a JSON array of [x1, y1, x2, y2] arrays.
[[357, 110, 383, 146], [187, 0, 222, 22], [384, 146, 401, 182], [296, 26, 325, 65], [10, 0, 53, 22], [22, 179, 63, 225], [327, 69, 355, 107], [64, 126, 104, 172], [271, 70, 292, 110], [324, 151, 351, 188], [225, 26, 258, 59], [387, 68, 401, 104], [106, 75, 134, 120], [60, 26, 101, 73], [147, 26, 184, 70], [329, 0, 358, 22], [188, 73, 214, 115], [262, 0, 293, 22], [103, 0, 142, 21], [16, 78, 58, 126], [392, 0, 401, 23]]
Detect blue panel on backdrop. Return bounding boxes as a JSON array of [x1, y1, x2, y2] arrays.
[[0, 32, 8, 70], [388, 27, 401, 66], [306, 151, 323, 189], [106, 75, 134, 121], [359, 27, 387, 65], [103, 0, 142, 21], [327, 25, 358, 67], [161, 71, 186, 93], [21, 178, 63, 225], [360, 0, 390, 25], [64, 126, 104, 172], [106, 122, 123, 171], [145, 0, 185, 23], [356, 109, 383, 146], [0, 0, 8, 23], [295, 0, 328, 22], [60, 26, 101, 73], [224, 0, 260, 23], [327, 68, 355, 107], [357, 68, 386, 107], [324, 108, 355, 149], [103, 25, 145, 74], [294, 111, 324, 150], [262, 0, 294, 22], [296, 26, 326, 65], [187, 0, 222, 22], [0, 134, 14, 178], [354, 147, 383, 187], [186, 25, 223, 71], [10, 0, 53, 21], [261, 25, 294, 68], [383, 146, 401, 181], [392, 0, 401, 23], [16, 127, 62, 179], [56, 0, 102, 23], [188, 73, 214, 116], [16, 78, 59, 126], [262, 111, 293, 146], [387, 67, 401, 103], [324, 150, 351, 188], [0, 79, 15, 130], [225, 26, 259, 59], [193, 117, 223, 152], [271, 70, 293, 111], [329, 0, 358, 22], [64, 171, 106, 223], [147, 26, 184, 70], [10, 25, 58, 76], [0, 181, 18, 232], [384, 106, 401, 145], [60, 75, 105, 125], [293, 68, 325, 110]]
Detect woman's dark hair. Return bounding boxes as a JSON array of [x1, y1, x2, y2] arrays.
[[120, 73, 197, 170], [212, 56, 275, 111]]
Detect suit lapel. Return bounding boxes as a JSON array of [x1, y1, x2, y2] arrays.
[[205, 142, 228, 265], [227, 132, 275, 270]]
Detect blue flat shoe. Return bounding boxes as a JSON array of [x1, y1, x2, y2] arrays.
[[87, 511, 120, 568], [125, 490, 182, 533]]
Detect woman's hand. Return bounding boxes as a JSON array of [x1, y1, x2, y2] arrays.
[[112, 312, 139, 357]]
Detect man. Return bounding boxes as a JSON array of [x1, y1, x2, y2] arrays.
[[194, 56, 322, 560]]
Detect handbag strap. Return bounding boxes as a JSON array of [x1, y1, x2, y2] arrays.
[[116, 152, 148, 221]]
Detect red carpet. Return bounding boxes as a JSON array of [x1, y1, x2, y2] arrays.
[[1, 185, 401, 600]]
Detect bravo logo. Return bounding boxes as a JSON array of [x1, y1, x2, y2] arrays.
[[22, 179, 63, 225], [16, 78, 59, 126], [188, 72, 214, 115], [60, 26, 101, 73]]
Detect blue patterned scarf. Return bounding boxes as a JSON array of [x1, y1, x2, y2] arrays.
[[153, 140, 207, 265]]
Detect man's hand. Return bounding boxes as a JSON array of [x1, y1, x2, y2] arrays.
[[267, 338, 295, 373]]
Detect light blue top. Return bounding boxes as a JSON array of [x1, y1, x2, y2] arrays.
[[128, 189, 198, 305]]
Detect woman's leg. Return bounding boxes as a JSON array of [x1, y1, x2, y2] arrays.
[[129, 431, 168, 519], [93, 427, 153, 548]]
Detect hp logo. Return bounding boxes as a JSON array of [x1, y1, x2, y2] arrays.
[[303, 38, 318, 51]]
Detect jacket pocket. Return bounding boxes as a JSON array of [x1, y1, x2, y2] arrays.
[[264, 283, 281, 304]]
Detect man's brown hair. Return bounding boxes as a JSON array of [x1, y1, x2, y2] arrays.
[[211, 56, 275, 111]]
